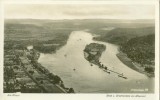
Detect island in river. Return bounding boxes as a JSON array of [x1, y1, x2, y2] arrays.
[[84, 43, 106, 66], [83, 43, 128, 79]]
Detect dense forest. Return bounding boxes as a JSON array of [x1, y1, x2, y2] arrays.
[[121, 34, 155, 72]]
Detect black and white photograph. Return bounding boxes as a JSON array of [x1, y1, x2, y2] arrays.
[[1, 0, 159, 100]]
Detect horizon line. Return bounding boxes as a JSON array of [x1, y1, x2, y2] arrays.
[[5, 18, 155, 20]]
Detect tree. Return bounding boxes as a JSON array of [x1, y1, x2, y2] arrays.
[[54, 75, 61, 84]]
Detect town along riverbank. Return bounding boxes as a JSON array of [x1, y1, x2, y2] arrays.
[[19, 47, 74, 93], [28, 48, 75, 93]]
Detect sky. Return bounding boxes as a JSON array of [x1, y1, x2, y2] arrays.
[[4, 4, 155, 19]]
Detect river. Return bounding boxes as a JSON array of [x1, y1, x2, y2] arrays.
[[38, 31, 154, 93]]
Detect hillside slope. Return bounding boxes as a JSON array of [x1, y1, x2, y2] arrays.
[[121, 34, 155, 66], [93, 27, 154, 45]]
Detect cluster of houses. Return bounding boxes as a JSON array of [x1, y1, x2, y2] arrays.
[[4, 48, 74, 93], [4, 50, 42, 93]]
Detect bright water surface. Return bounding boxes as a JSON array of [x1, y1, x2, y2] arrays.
[[38, 31, 154, 93]]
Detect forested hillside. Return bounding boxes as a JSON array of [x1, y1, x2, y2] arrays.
[[93, 27, 154, 45], [121, 34, 155, 72]]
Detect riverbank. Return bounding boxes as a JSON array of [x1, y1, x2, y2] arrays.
[[27, 49, 75, 93], [116, 51, 154, 77]]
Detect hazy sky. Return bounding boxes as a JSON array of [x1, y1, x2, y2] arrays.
[[5, 4, 155, 19]]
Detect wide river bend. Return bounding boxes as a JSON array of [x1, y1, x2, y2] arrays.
[[38, 31, 154, 93]]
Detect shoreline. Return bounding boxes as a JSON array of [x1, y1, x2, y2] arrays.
[[116, 51, 154, 77], [29, 49, 75, 93]]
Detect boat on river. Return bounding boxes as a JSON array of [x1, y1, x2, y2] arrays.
[[118, 74, 127, 79], [103, 70, 111, 74]]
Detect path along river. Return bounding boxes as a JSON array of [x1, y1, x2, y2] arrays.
[[38, 31, 154, 93]]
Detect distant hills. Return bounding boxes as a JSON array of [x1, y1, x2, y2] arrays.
[[93, 27, 155, 45], [5, 19, 154, 40], [5, 19, 154, 29], [4, 19, 155, 57], [5, 19, 155, 23]]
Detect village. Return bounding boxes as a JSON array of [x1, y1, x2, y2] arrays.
[[4, 46, 74, 93]]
